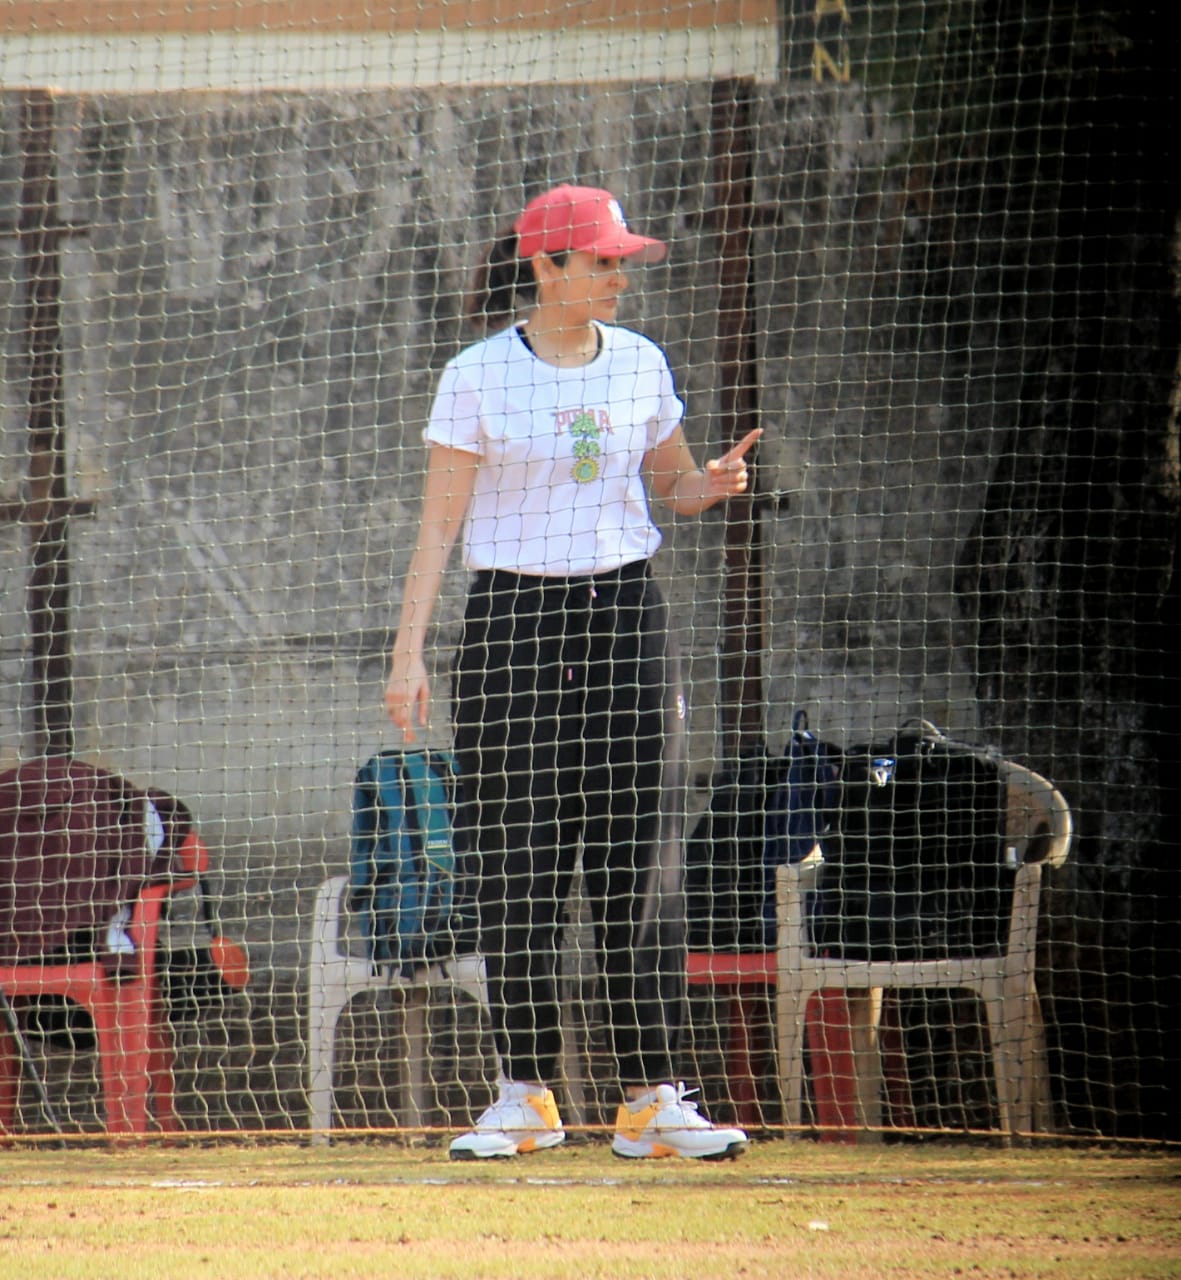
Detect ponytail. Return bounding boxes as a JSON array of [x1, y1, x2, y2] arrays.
[[465, 231, 570, 331], [466, 230, 531, 330]]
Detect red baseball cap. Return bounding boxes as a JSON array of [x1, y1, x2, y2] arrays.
[[514, 185, 667, 264]]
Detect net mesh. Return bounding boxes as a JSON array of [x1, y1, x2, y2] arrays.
[[1, 1, 1177, 1144]]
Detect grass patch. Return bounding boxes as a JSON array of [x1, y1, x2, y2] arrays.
[[1, 1141, 1177, 1279]]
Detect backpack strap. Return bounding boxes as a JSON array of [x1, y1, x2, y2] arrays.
[[399, 750, 456, 882], [348, 754, 382, 892]]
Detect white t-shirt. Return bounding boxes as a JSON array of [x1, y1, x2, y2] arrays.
[[424, 323, 685, 576]]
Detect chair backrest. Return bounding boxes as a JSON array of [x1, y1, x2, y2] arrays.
[[0, 759, 181, 964]]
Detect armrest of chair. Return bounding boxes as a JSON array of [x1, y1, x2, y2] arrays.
[[999, 761, 1073, 869]]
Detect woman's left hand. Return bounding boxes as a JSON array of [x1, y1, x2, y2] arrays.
[[704, 428, 762, 499]]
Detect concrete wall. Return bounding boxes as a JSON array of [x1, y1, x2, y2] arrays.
[[2, 84, 991, 985]]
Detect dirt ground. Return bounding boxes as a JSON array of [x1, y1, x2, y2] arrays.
[[1, 1139, 1177, 1279]]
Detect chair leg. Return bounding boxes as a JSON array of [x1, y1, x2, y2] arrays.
[[848, 988, 884, 1138], [1002, 970, 1040, 1138], [775, 977, 812, 1131], [981, 978, 1021, 1141], [148, 1003, 178, 1132], [0, 1029, 20, 1131], [1027, 990, 1054, 1132], [97, 986, 153, 1135], [401, 985, 430, 1130], [307, 960, 351, 1140]]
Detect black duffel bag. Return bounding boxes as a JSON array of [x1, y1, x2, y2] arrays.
[[809, 722, 1010, 961]]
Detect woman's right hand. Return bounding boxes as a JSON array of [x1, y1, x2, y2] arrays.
[[384, 651, 431, 741], [383, 444, 477, 741]]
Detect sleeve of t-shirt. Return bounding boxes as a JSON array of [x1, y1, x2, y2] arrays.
[[650, 354, 686, 448], [423, 360, 483, 453]]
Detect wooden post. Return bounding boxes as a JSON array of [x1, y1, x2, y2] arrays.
[[710, 78, 765, 759], [0, 92, 92, 755]]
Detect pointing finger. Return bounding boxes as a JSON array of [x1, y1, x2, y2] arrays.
[[718, 428, 762, 464]]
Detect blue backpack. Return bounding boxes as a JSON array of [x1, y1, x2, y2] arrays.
[[685, 712, 842, 952], [348, 749, 472, 972], [761, 710, 842, 945]]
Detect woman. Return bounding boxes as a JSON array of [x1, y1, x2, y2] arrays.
[[385, 185, 760, 1160]]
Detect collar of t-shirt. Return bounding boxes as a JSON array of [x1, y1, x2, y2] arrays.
[[515, 324, 603, 363]]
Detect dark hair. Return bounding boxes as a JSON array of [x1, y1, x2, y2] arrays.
[[466, 230, 569, 330]]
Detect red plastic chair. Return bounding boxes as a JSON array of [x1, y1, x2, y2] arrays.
[[0, 876, 194, 1134], [0, 762, 210, 1135]]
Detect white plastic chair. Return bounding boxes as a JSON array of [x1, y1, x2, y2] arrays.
[[306, 875, 490, 1139], [775, 759, 1072, 1141]]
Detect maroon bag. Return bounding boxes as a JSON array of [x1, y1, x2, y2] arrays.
[[0, 758, 174, 964]]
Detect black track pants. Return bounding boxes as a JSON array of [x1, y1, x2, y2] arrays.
[[452, 559, 688, 1088]]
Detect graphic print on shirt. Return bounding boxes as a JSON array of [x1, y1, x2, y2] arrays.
[[567, 410, 603, 484]]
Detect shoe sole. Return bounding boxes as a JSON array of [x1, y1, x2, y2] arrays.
[[611, 1138, 748, 1161], [449, 1132, 566, 1161]]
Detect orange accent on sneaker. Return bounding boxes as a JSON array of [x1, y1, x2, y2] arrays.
[[515, 1092, 562, 1151], [613, 1101, 659, 1145], [527, 1091, 563, 1130]]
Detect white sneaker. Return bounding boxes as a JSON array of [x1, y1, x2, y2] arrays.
[[449, 1080, 566, 1160], [612, 1083, 748, 1160]]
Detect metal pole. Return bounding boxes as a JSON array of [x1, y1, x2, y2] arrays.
[[710, 78, 766, 760]]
